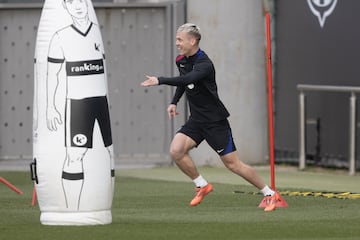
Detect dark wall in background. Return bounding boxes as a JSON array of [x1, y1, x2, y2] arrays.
[[275, 0, 360, 166]]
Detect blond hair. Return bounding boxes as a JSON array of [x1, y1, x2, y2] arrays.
[[177, 23, 201, 43]]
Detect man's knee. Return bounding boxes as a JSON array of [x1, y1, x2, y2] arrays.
[[221, 152, 241, 172], [224, 160, 238, 172], [169, 145, 185, 161], [169, 133, 196, 161]]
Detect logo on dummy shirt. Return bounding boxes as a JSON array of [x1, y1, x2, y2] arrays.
[[307, 0, 337, 28], [66, 59, 104, 76], [94, 43, 100, 51], [187, 84, 195, 90], [73, 134, 88, 146]]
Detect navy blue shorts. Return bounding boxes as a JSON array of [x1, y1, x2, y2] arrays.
[[177, 118, 236, 156]]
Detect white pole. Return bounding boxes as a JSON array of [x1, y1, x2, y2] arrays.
[[349, 92, 356, 175], [299, 91, 306, 170]]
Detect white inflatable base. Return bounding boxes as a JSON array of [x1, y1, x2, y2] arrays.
[[40, 210, 112, 225]]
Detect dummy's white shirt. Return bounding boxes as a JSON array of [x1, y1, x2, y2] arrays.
[[48, 22, 107, 99]]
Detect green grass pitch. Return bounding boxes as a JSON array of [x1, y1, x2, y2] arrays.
[[0, 167, 360, 240]]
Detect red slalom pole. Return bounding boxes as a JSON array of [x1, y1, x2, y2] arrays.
[[265, 12, 276, 191], [259, 13, 288, 208], [0, 176, 23, 194], [31, 184, 37, 206]]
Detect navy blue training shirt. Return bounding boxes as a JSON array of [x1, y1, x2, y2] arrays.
[[158, 49, 230, 123]]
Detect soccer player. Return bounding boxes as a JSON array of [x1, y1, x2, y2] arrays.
[[46, 0, 114, 210], [141, 23, 278, 211]]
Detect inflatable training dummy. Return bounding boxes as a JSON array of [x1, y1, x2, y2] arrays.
[[32, 0, 114, 225]]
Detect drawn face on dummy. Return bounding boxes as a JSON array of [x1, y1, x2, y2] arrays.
[[63, 0, 88, 20]]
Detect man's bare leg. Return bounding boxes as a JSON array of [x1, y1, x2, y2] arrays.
[[169, 133, 213, 206], [169, 133, 199, 179], [220, 151, 275, 196]]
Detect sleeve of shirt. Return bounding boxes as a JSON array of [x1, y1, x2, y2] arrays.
[[170, 86, 185, 105], [158, 60, 212, 86], [47, 32, 65, 63]]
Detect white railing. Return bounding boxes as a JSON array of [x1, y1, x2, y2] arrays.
[[297, 84, 360, 175]]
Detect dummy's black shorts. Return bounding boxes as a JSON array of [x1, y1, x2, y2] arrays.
[[177, 118, 236, 156], [65, 96, 112, 148]]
